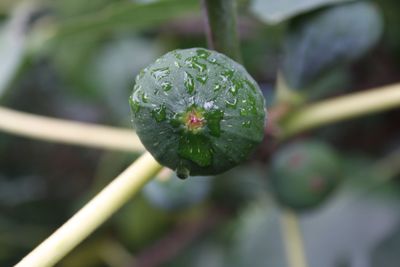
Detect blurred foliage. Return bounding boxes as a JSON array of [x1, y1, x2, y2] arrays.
[[250, 0, 353, 24], [282, 1, 383, 90], [0, 0, 400, 266]]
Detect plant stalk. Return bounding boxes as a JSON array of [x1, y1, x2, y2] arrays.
[[15, 152, 162, 267], [281, 209, 308, 267], [202, 0, 242, 62], [0, 106, 144, 152], [280, 83, 400, 138]]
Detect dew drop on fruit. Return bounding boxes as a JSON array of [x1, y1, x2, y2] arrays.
[[151, 105, 167, 122], [214, 84, 222, 91], [185, 57, 207, 72], [184, 71, 195, 94], [129, 97, 140, 114], [242, 121, 251, 128], [161, 81, 172, 91], [196, 75, 208, 84], [208, 58, 217, 64], [176, 166, 189, 179], [239, 108, 248, 116], [221, 69, 234, 80], [173, 50, 182, 60], [225, 98, 237, 108], [141, 92, 149, 103], [151, 67, 170, 80], [203, 101, 214, 110], [196, 49, 211, 59], [246, 94, 258, 115]]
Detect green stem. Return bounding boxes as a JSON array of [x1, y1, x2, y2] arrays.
[[0, 106, 144, 152], [202, 0, 242, 62], [15, 152, 162, 267], [281, 209, 308, 267], [280, 83, 400, 138]]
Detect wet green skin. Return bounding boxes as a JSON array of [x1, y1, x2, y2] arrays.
[[269, 141, 340, 210], [130, 48, 266, 178]]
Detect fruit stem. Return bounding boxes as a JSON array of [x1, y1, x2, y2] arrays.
[[281, 209, 309, 267], [0, 106, 144, 152], [15, 152, 162, 267], [280, 83, 400, 138], [202, 0, 242, 62]]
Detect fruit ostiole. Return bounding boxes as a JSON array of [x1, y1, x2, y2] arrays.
[[130, 48, 266, 179]]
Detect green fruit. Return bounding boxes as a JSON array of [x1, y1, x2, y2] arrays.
[[130, 48, 266, 178], [269, 141, 340, 210], [143, 170, 212, 211]]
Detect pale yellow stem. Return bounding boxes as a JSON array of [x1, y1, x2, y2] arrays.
[[281, 83, 400, 138], [15, 152, 162, 267], [281, 209, 308, 267], [0, 106, 144, 152]]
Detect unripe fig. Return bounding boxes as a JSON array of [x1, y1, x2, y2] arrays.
[[269, 141, 340, 210], [130, 48, 266, 178]]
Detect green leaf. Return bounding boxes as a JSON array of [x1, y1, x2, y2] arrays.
[[232, 189, 400, 267], [53, 0, 199, 38], [232, 201, 288, 267], [250, 0, 352, 24], [0, 3, 34, 97], [143, 172, 212, 211], [282, 1, 383, 89], [371, 226, 400, 267], [86, 37, 162, 117]]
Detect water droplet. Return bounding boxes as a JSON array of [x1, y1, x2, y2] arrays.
[[151, 105, 166, 122], [174, 61, 181, 68], [161, 81, 172, 91], [220, 69, 234, 82], [204, 101, 214, 110], [225, 98, 237, 109], [229, 85, 238, 95], [185, 57, 207, 72], [196, 49, 211, 58], [141, 92, 149, 103], [242, 121, 251, 128], [196, 75, 208, 84], [240, 108, 249, 116], [208, 58, 217, 64], [176, 166, 189, 179], [151, 67, 170, 80], [247, 93, 258, 115], [129, 97, 140, 114], [214, 84, 222, 91], [229, 79, 242, 96], [184, 71, 195, 94], [173, 51, 182, 60]]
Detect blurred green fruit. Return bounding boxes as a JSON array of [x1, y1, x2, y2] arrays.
[[269, 140, 341, 210]]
